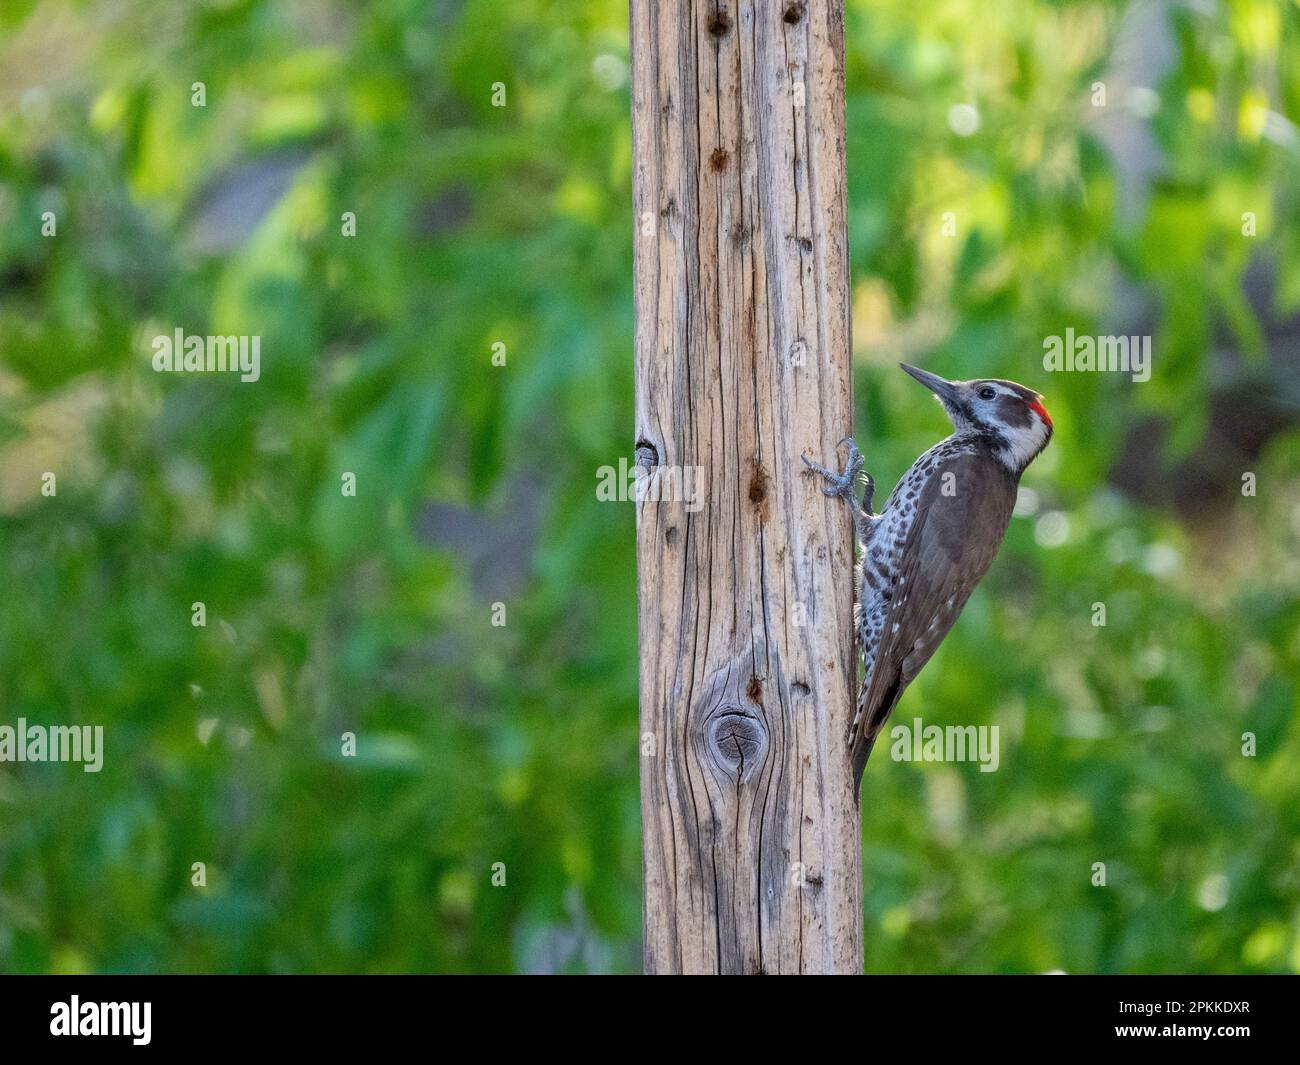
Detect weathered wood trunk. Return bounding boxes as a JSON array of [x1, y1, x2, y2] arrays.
[[631, 0, 861, 974]]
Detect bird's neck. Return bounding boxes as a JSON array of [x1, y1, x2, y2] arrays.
[[947, 429, 1029, 479], [951, 425, 1045, 477]]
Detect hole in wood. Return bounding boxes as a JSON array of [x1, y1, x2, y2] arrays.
[[783, 3, 805, 23], [635, 439, 659, 469]]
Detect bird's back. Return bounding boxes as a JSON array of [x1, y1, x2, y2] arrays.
[[852, 437, 1019, 784]]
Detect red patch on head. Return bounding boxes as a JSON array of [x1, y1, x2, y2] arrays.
[[1029, 398, 1053, 429]]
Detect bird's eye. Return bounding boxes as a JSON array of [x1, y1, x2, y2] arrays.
[[978, 387, 996, 400]]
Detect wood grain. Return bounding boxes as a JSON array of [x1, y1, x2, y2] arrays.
[[631, 0, 861, 974]]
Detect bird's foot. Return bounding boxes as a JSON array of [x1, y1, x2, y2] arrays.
[[804, 438, 876, 546], [803, 437, 866, 506]]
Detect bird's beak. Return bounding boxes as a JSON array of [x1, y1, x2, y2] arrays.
[[899, 363, 961, 405]]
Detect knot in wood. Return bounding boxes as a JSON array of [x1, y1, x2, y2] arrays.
[[705, 705, 767, 781], [635, 439, 659, 470]]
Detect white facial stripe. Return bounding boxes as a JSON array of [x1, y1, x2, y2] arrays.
[[995, 416, 1050, 471]]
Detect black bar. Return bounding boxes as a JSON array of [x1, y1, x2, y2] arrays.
[[0, 974, 1293, 1052]]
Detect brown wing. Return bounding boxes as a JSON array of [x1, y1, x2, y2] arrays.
[[851, 451, 1017, 786]]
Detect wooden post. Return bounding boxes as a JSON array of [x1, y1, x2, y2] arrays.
[[631, 1, 861, 974]]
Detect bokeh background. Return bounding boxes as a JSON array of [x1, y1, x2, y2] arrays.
[[0, 0, 1298, 974]]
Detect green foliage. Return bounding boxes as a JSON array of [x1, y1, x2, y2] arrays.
[[0, 0, 1297, 973]]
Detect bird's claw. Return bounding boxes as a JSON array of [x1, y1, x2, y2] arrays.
[[803, 439, 865, 500], [805, 437, 875, 546]]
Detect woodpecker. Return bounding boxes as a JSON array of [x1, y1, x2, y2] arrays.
[[804, 363, 1053, 791]]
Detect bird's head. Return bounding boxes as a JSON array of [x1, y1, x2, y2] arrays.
[[900, 363, 1053, 474]]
